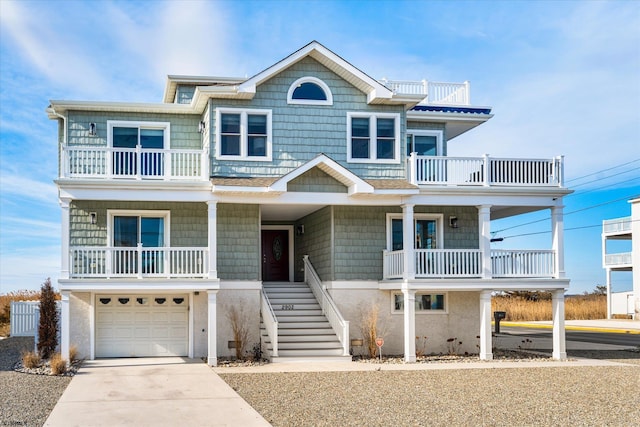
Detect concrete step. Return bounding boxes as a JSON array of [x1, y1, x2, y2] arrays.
[[273, 309, 324, 316], [261, 333, 339, 343], [269, 295, 320, 307], [275, 315, 328, 322], [270, 348, 345, 357], [269, 355, 352, 363]]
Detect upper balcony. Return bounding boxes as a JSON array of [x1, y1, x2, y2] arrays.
[[603, 216, 632, 237], [407, 154, 565, 188], [378, 79, 470, 105], [61, 146, 208, 181]]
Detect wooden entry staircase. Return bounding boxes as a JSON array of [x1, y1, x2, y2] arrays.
[[260, 257, 351, 362]]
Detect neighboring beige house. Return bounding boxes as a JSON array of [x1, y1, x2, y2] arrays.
[[602, 197, 639, 319], [49, 41, 572, 365]]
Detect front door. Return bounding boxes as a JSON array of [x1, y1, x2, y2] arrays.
[[262, 229, 289, 281]]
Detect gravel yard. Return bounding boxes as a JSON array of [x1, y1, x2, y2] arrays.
[[220, 350, 640, 427], [0, 337, 71, 427]]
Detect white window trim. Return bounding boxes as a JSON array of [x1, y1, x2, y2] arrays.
[[107, 121, 171, 148], [406, 129, 443, 156], [107, 210, 171, 247], [386, 213, 444, 250], [215, 108, 272, 161], [391, 292, 448, 314], [287, 76, 333, 106], [347, 112, 401, 164]]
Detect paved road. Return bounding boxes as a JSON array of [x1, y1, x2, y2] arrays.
[[500, 325, 640, 348]]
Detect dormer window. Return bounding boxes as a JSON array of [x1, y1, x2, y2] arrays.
[[287, 77, 333, 105]]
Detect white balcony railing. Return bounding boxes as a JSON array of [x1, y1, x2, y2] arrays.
[[62, 146, 207, 180], [408, 154, 564, 187], [603, 217, 632, 235], [490, 250, 555, 278], [383, 249, 556, 280], [416, 249, 483, 277], [70, 246, 208, 278], [604, 252, 632, 268], [378, 79, 470, 105]]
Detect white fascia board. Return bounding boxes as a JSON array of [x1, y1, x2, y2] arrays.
[[378, 279, 570, 292], [214, 191, 403, 206], [57, 183, 214, 203], [58, 279, 221, 292], [408, 189, 571, 207], [269, 154, 374, 195], [163, 75, 246, 103], [218, 280, 263, 290], [212, 185, 279, 195], [406, 110, 494, 122], [47, 100, 195, 118]]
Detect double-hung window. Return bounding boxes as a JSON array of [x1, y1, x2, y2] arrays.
[[216, 108, 272, 161], [347, 113, 400, 163], [107, 121, 170, 177]]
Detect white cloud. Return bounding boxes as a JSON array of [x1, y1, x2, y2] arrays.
[[0, 173, 58, 206]]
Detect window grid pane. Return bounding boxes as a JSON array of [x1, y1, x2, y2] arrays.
[[247, 114, 267, 157]]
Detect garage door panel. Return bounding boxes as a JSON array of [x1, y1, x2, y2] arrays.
[[96, 294, 188, 358]]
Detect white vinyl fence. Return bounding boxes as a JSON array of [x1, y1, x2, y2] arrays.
[[10, 301, 62, 351]]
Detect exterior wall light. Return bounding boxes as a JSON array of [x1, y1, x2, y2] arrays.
[[296, 225, 305, 235], [90, 212, 97, 224], [449, 216, 458, 228], [198, 121, 206, 133], [89, 123, 97, 136]]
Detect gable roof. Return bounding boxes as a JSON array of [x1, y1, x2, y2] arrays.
[[237, 41, 396, 104], [270, 154, 374, 195]]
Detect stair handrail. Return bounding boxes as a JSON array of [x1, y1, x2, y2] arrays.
[[260, 288, 278, 357], [303, 255, 350, 356]]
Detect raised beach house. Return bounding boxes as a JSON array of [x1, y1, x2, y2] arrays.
[[602, 198, 639, 319], [50, 41, 571, 364]]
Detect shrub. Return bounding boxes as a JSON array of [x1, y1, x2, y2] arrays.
[[69, 344, 78, 362], [226, 305, 249, 360], [22, 351, 41, 369], [357, 302, 389, 358], [38, 278, 59, 359], [50, 353, 67, 375]]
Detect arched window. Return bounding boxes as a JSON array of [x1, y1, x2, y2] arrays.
[[287, 77, 333, 105]]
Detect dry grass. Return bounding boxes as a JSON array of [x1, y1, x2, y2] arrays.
[[0, 290, 41, 325], [49, 353, 67, 375], [492, 294, 606, 321], [69, 344, 78, 362], [226, 305, 249, 360], [22, 350, 41, 369]]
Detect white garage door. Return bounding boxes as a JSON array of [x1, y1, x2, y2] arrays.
[[96, 294, 188, 357]]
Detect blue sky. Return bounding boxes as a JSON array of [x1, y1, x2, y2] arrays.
[[0, 0, 638, 295]]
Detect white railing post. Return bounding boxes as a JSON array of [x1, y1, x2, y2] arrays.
[[408, 152, 417, 184], [402, 204, 415, 280], [137, 243, 143, 278], [207, 201, 218, 279], [60, 198, 71, 280], [551, 205, 565, 278], [478, 205, 492, 279], [482, 154, 490, 187], [464, 81, 470, 105]]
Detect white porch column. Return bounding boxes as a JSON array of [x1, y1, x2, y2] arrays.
[[402, 287, 416, 362], [60, 291, 70, 363], [479, 290, 493, 360], [606, 268, 612, 320], [207, 201, 218, 279], [207, 290, 218, 366], [478, 205, 492, 279], [402, 204, 415, 280], [551, 205, 565, 278], [60, 198, 71, 279], [552, 289, 567, 360]]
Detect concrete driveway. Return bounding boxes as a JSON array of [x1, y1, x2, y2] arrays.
[[45, 357, 270, 427]]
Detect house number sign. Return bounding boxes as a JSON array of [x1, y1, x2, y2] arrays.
[[281, 304, 294, 310]]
